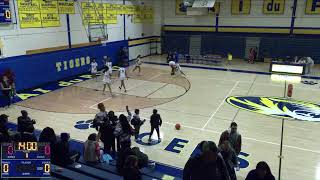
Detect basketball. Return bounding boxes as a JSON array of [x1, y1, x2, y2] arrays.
[[175, 123, 181, 130]]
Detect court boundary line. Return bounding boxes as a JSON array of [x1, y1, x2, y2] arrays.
[[201, 81, 239, 130]]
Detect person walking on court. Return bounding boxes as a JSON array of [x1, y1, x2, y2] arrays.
[[102, 66, 113, 96], [126, 106, 145, 142], [104, 56, 113, 76], [132, 55, 143, 75], [118, 67, 128, 93], [148, 109, 162, 143], [219, 122, 242, 156]]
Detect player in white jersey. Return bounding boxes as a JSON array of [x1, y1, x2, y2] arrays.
[[132, 55, 142, 75], [90, 58, 98, 81], [102, 66, 113, 96], [103, 56, 113, 75], [169, 61, 185, 76], [118, 67, 128, 93]]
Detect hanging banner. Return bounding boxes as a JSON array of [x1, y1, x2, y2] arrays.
[[107, 4, 117, 15], [81, 2, 94, 12], [134, 5, 140, 15], [208, 2, 220, 14], [306, 0, 320, 14], [41, 13, 60, 27], [19, 13, 42, 28], [263, 0, 285, 14], [17, 0, 40, 13], [58, 1, 75, 14], [105, 14, 117, 24], [40, 0, 58, 14], [231, 0, 251, 15], [82, 12, 97, 25], [127, 5, 135, 15], [133, 14, 142, 23], [95, 3, 105, 15]]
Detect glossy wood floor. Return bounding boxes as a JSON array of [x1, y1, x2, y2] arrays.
[[3, 59, 320, 180]]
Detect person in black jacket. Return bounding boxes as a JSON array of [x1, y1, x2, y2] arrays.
[[148, 109, 162, 143], [0, 114, 10, 142], [17, 110, 36, 133], [183, 141, 230, 180], [53, 133, 80, 166], [122, 155, 142, 180], [245, 161, 275, 180]]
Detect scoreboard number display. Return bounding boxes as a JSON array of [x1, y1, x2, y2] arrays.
[[0, 0, 11, 23], [1, 142, 51, 178]]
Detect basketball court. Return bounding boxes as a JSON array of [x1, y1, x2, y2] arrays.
[[2, 55, 320, 180]]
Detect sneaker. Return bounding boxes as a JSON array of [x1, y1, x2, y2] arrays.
[[158, 138, 161, 143]]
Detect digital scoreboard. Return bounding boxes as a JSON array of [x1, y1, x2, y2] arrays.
[[1, 142, 51, 178], [0, 0, 11, 23]]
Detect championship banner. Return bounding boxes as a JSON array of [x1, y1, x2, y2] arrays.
[[19, 13, 42, 28], [134, 6, 140, 15], [17, 0, 40, 14], [133, 14, 142, 23], [41, 13, 60, 27], [114, 4, 122, 15], [231, 0, 251, 15], [82, 12, 97, 25], [96, 13, 104, 25], [40, 0, 58, 14], [306, 0, 320, 14], [104, 14, 117, 24], [95, 3, 105, 15], [81, 2, 94, 12], [107, 4, 117, 15], [263, 0, 285, 14], [58, 1, 75, 14], [208, 2, 220, 14]]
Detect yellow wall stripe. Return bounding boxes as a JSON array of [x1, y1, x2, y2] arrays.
[[219, 27, 290, 34], [293, 29, 320, 35], [163, 26, 215, 32], [128, 37, 160, 46]]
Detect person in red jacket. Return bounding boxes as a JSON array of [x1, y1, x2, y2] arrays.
[[219, 122, 242, 156]]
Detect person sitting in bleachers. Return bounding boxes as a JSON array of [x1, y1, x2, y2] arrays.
[[17, 110, 36, 133], [123, 155, 142, 180], [0, 114, 10, 142], [39, 127, 57, 162], [98, 117, 115, 154], [183, 141, 230, 180], [83, 133, 101, 164], [245, 161, 275, 180], [53, 133, 80, 166], [131, 147, 149, 169], [116, 141, 134, 175]]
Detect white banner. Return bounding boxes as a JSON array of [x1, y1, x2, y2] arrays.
[[192, 0, 215, 8]]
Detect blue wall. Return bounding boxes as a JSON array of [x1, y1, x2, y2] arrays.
[[0, 40, 128, 91]]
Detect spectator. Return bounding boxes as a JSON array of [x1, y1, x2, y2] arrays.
[[39, 127, 57, 161], [93, 103, 108, 131], [132, 147, 149, 168], [127, 106, 145, 141], [183, 141, 230, 180], [220, 141, 238, 180], [108, 111, 120, 151], [99, 116, 115, 154], [219, 122, 242, 155], [116, 141, 134, 174], [245, 161, 275, 180], [123, 155, 142, 180], [17, 110, 36, 133], [84, 133, 101, 163], [148, 109, 162, 143], [0, 114, 10, 142], [114, 114, 134, 149], [53, 133, 80, 166]]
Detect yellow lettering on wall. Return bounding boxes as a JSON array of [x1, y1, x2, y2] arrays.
[[69, 59, 74, 69], [231, 0, 251, 15], [263, 0, 285, 14], [75, 58, 80, 67], [16, 93, 39, 100], [80, 57, 86, 66], [306, 0, 320, 14], [86, 56, 91, 65], [79, 75, 93, 79], [33, 88, 51, 94], [56, 62, 62, 72], [69, 79, 83, 83], [58, 81, 73, 87], [63, 61, 68, 70]]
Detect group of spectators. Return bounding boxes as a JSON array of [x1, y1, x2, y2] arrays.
[[183, 122, 275, 180], [0, 108, 275, 180]]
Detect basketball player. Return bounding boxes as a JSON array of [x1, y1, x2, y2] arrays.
[[132, 55, 142, 75], [102, 66, 113, 96], [104, 56, 113, 75], [118, 67, 128, 93], [169, 60, 176, 75], [90, 58, 98, 81], [175, 63, 186, 76]]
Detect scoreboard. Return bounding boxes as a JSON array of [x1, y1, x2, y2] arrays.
[[0, 0, 11, 23], [1, 142, 51, 178]]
